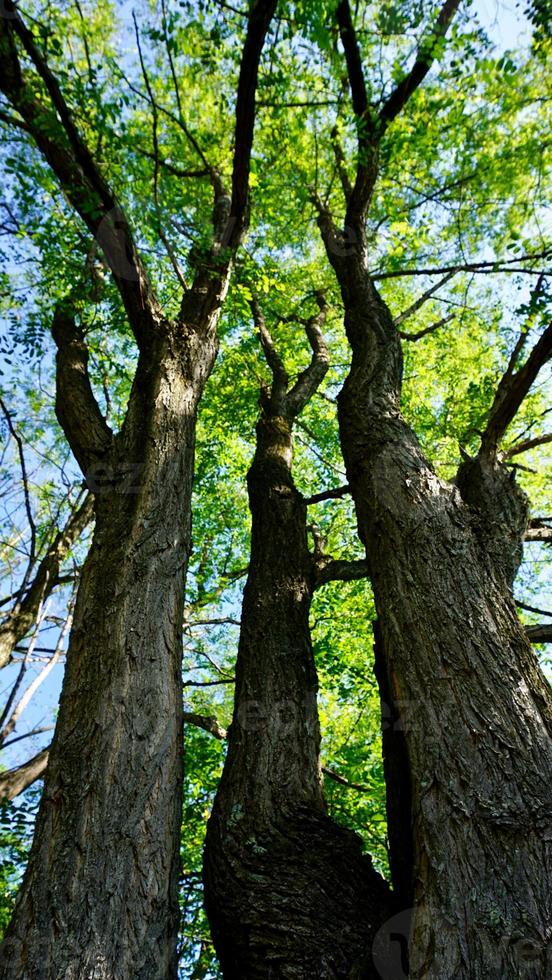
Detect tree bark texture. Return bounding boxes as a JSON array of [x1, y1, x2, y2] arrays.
[[334, 253, 552, 978], [204, 356, 392, 978], [0, 327, 218, 980]]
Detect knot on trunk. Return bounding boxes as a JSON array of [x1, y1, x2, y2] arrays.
[[456, 455, 528, 587]]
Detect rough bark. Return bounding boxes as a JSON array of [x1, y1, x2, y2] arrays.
[[204, 311, 392, 978], [333, 253, 552, 978], [0, 3, 274, 974], [0, 326, 217, 979]]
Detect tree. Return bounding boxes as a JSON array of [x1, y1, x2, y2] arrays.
[[0, 0, 276, 975], [0, 0, 551, 978]]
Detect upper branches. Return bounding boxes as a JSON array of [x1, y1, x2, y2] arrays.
[[226, 0, 278, 251], [179, 0, 277, 329], [251, 293, 330, 420], [334, 0, 461, 228], [480, 321, 552, 461], [0, 2, 161, 350]]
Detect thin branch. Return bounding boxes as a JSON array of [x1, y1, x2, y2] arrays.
[[504, 433, 552, 459], [399, 313, 455, 341], [322, 766, 372, 793], [393, 271, 456, 326], [516, 599, 552, 618], [373, 252, 552, 280], [0, 395, 37, 592], [2, 724, 54, 748], [0, 610, 72, 745], [305, 484, 351, 505], [0, 492, 92, 670]]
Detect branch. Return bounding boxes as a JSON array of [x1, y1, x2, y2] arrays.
[[504, 432, 552, 459], [286, 292, 330, 417], [0, 747, 49, 801], [480, 322, 552, 459], [52, 304, 113, 475], [379, 0, 461, 129], [322, 766, 372, 793], [0, 394, 37, 592], [399, 313, 455, 341], [305, 484, 351, 505], [181, 711, 372, 790], [373, 251, 552, 280], [225, 0, 278, 249], [0, 493, 92, 670], [335, 1, 378, 223], [393, 271, 456, 326], [314, 557, 371, 590], [183, 711, 227, 740], [524, 521, 552, 543], [0, 612, 72, 745], [0, 4, 161, 348], [526, 624, 552, 644], [251, 297, 289, 407]]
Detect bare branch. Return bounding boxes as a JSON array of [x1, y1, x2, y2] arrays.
[[1, 612, 72, 745], [400, 313, 455, 342], [523, 524, 552, 543], [183, 711, 227, 740], [373, 252, 552, 280], [251, 298, 289, 406], [314, 557, 371, 590], [330, 125, 353, 201], [393, 271, 456, 326], [0, 394, 37, 593], [0, 747, 49, 801], [504, 433, 552, 459], [305, 484, 351, 505], [322, 766, 371, 793]]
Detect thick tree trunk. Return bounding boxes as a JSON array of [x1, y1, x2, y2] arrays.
[[336, 262, 552, 978], [204, 394, 391, 977], [0, 331, 217, 979]]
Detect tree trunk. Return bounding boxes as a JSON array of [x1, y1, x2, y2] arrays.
[[204, 375, 391, 977], [336, 262, 552, 978], [0, 330, 217, 979]]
